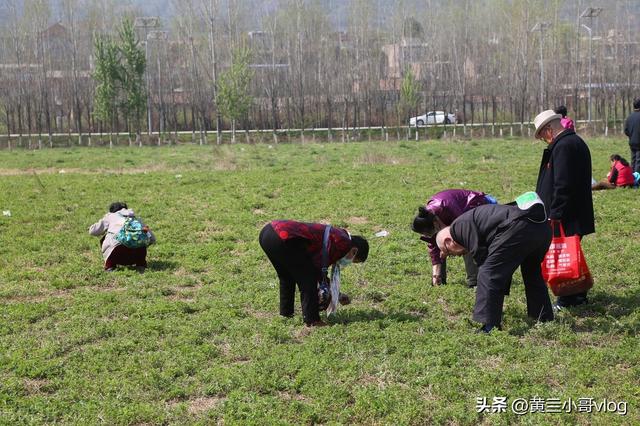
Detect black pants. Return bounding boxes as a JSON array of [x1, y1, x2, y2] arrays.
[[631, 145, 640, 173], [463, 254, 479, 287], [473, 219, 554, 326], [259, 224, 320, 324], [438, 254, 478, 287]]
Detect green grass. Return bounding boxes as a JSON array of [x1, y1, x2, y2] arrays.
[[0, 138, 638, 425]]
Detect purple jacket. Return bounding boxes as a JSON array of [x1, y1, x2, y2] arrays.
[[422, 189, 489, 265]]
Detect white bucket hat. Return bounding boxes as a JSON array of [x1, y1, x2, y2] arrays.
[[533, 110, 562, 139]]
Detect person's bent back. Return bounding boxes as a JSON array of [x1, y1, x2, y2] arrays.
[[259, 220, 369, 326], [435, 203, 554, 332]]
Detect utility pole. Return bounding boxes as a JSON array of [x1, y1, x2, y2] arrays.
[[581, 24, 592, 122], [579, 7, 603, 123], [148, 30, 168, 144], [134, 17, 160, 137], [531, 22, 551, 109]]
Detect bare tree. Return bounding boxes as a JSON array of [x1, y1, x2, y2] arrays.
[[203, 0, 222, 144], [62, 0, 83, 145]]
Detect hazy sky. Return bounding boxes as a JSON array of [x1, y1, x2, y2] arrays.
[[2, 0, 637, 33]]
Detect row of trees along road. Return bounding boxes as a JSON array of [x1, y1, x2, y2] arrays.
[[1, 0, 640, 146]]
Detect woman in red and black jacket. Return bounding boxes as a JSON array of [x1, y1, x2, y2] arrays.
[[259, 220, 369, 326], [592, 154, 635, 190]]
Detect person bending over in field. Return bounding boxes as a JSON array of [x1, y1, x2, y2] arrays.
[[592, 154, 635, 190], [259, 220, 369, 327], [436, 203, 553, 333], [411, 189, 497, 287], [89, 202, 156, 273], [436, 201, 554, 333]]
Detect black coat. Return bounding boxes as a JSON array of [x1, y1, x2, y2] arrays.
[[450, 204, 546, 266], [624, 110, 640, 146], [535, 130, 595, 237]]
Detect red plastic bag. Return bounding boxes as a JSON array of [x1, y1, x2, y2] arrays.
[[541, 222, 593, 297]]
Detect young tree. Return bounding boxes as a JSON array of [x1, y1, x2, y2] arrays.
[[398, 67, 421, 139], [217, 47, 254, 143], [93, 34, 119, 148], [117, 18, 147, 146]]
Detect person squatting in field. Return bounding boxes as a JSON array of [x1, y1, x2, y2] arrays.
[[411, 189, 497, 287], [259, 220, 369, 326], [89, 202, 156, 272], [592, 154, 635, 190], [435, 203, 554, 333]]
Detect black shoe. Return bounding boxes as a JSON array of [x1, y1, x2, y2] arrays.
[[476, 324, 501, 334], [556, 294, 588, 307], [136, 266, 146, 274]]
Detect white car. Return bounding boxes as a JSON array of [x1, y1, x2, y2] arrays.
[[409, 111, 456, 126]]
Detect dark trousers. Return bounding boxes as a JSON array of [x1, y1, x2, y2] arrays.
[[473, 219, 554, 326], [101, 237, 147, 270], [463, 253, 479, 287], [631, 145, 640, 173], [259, 224, 320, 325], [438, 254, 478, 287]]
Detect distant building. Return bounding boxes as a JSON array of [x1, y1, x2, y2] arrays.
[[379, 37, 460, 92]]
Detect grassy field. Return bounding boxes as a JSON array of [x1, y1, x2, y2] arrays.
[[0, 137, 638, 425]]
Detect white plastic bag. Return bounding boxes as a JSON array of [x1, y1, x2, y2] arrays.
[[326, 265, 341, 315]]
